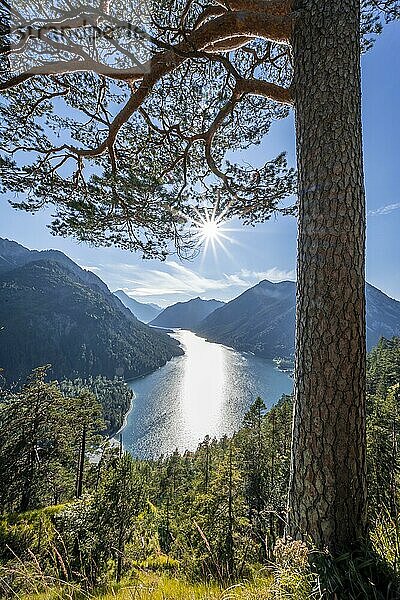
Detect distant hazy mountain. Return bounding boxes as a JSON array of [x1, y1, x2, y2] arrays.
[[114, 290, 162, 323], [198, 280, 400, 358], [149, 302, 162, 311], [0, 239, 183, 383], [150, 297, 225, 329], [197, 281, 295, 358], [366, 284, 400, 348]]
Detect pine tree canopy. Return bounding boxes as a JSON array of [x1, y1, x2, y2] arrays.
[[1, 0, 398, 256]]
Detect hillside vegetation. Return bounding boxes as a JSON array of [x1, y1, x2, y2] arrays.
[[1, 338, 399, 599]]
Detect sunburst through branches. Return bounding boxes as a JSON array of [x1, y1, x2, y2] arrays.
[[190, 206, 236, 260]]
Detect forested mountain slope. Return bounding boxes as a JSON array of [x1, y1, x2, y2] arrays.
[[0, 247, 182, 383], [0, 238, 110, 295], [1, 338, 399, 598], [198, 280, 400, 358]]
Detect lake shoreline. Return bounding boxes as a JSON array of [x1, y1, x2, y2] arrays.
[[110, 331, 186, 442], [119, 329, 293, 459]]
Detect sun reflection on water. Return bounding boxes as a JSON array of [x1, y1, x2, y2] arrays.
[[180, 330, 225, 448], [123, 330, 294, 458]]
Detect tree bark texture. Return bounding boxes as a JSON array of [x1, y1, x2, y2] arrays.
[[287, 0, 367, 551]]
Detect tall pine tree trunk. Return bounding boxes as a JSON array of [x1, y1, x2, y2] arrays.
[[287, 0, 367, 551]]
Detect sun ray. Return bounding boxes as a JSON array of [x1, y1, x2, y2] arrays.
[[187, 206, 238, 260]]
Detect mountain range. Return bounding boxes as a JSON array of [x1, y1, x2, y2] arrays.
[[150, 297, 225, 329], [1, 238, 399, 382], [114, 289, 162, 323], [0, 239, 183, 383], [197, 279, 400, 358]]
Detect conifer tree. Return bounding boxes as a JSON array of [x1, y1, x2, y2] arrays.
[[1, 0, 400, 551], [0, 367, 103, 511]]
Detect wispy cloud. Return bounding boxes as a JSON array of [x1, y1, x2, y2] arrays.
[[368, 202, 400, 217], [80, 260, 295, 305], [79, 265, 101, 272]]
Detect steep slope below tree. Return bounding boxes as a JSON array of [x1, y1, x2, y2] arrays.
[[114, 290, 162, 323], [0, 260, 183, 383], [197, 280, 400, 358], [150, 297, 225, 329]]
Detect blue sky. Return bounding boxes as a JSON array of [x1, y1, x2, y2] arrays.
[[1, 23, 399, 306]]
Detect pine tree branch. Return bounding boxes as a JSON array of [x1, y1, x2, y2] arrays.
[[1, 9, 292, 90]]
